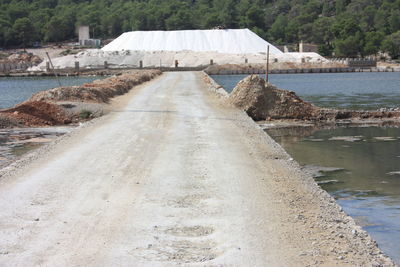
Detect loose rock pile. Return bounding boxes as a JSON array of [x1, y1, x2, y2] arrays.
[[229, 75, 400, 122], [0, 52, 42, 64], [229, 75, 318, 120], [0, 115, 21, 128], [1, 101, 71, 127]]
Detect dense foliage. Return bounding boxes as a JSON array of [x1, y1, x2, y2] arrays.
[[1, 0, 400, 58]]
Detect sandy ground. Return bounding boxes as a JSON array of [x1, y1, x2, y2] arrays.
[[0, 72, 394, 266], [28, 49, 328, 71], [21, 48, 70, 60]]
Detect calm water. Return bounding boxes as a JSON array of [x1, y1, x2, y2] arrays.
[[0, 127, 72, 168], [0, 76, 100, 109], [267, 126, 400, 263], [211, 72, 400, 110]]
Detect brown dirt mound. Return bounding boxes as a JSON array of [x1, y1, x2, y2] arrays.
[[228, 75, 400, 121], [1, 101, 71, 127], [0, 114, 21, 128], [229, 75, 318, 120], [30, 70, 162, 103]]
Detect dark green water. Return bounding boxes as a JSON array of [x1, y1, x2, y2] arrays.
[[267, 126, 400, 263], [211, 72, 400, 110], [0, 76, 101, 109]]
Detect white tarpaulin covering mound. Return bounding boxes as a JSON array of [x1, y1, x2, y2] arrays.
[[102, 29, 284, 55]]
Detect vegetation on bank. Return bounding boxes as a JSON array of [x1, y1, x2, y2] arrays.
[[0, 0, 399, 58]]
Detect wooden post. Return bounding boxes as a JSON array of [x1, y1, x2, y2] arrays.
[[75, 61, 80, 74], [266, 45, 270, 83], [175, 60, 178, 68], [104, 61, 108, 69], [46, 52, 62, 86], [245, 58, 248, 64], [210, 59, 213, 65], [139, 60, 143, 68], [46, 61, 50, 73]]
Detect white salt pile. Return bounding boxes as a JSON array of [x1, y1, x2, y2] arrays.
[[29, 29, 328, 70], [30, 50, 327, 70], [102, 29, 283, 55]]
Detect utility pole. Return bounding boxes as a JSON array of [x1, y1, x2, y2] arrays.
[[46, 52, 62, 87], [266, 45, 270, 83]]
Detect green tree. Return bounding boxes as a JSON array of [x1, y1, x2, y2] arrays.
[[269, 15, 287, 43], [166, 10, 194, 30], [364, 31, 384, 55], [360, 6, 377, 32], [381, 31, 400, 58], [44, 14, 75, 42], [0, 17, 11, 47], [216, 0, 238, 28], [12, 17, 36, 48], [312, 17, 334, 44], [318, 43, 333, 57], [331, 17, 361, 39], [389, 9, 400, 33], [335, 0, 347, 14], [29, 8, 53, 40], [244, 5, 265, 29], [285, 20, 299, 43], [374, 8, 390, 34], [334, 32, 364, 57], [7, 2, 29, 22]]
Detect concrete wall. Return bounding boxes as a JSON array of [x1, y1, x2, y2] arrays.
[[79, 26, 90, 43], [299, 42, 319, 53], [0, 62, 33, 72]]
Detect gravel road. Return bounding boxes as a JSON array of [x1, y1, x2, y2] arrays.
[[0, 72, 394, 266]]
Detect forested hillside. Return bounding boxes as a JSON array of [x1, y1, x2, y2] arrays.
[[0, 0, 399, 58]]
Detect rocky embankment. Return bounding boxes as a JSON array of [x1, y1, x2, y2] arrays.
[[228, 75, 400, 122], [204, 62, 347, 75], [0, 70, 161, 128], [0, 52, 42, 65]]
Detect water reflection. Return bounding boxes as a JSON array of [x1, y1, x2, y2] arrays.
[[266, 125, 400, 263], [0, 127, 72, 168]]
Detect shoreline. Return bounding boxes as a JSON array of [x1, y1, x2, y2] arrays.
[[203, 71, 398, 264], [2, 64, 400, 78]]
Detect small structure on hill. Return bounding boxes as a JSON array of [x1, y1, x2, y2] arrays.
[[78, 26, 90, 45], [78, 25, 101, 47], [299, 41, 318, 53]]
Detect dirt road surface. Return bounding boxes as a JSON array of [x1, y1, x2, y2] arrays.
[[0, 72, 394, 266]]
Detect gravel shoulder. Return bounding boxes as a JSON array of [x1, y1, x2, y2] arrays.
[[0, 72, 395, 266]]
